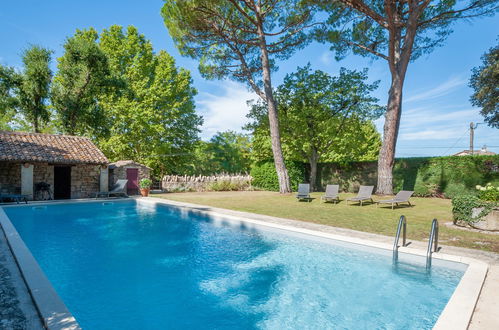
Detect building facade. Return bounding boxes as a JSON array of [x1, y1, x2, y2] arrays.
[[0, 131, 109, 200]]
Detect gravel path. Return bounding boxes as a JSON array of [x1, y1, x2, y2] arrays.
[[0, 232, 42, 330]]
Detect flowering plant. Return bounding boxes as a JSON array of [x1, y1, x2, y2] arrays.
[[475, 183, 499, 202]]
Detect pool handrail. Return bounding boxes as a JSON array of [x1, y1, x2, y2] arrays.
[[426, 219, 439, 269], [392, 215, 407, 260]]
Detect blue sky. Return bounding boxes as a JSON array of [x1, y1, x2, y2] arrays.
[[1, 0, 498, 157]]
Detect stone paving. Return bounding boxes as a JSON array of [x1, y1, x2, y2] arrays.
[[0, 232, 42, 330]]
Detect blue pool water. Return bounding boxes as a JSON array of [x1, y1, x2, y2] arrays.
[[5, 201, 464, 329]]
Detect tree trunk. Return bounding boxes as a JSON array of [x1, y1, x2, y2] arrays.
[[377, 73, 403, 195], [309, 149, 319, 192], [376, 17, 415, 195], [33, 116, 39, 133], [255, 10, 291, 193]]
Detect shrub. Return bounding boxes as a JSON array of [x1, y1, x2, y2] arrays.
[[251, 161, 305, 192], [451, 194, 495, 225], [208, 180, 250, 191], [139, 178, 152, 189], [476, 183, 499, 202]]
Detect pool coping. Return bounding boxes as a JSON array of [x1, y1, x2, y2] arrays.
[[0, 197, 489, 330]]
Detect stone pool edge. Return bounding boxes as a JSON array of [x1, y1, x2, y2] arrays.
[[0, 197, 489, 330], [0, 207, 80, 330], [142, 197, 489, 330]]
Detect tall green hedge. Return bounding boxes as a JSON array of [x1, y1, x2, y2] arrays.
[[252, 156, 499, 197], [392, 156, 499, 198], [251, 161, 305, 191]]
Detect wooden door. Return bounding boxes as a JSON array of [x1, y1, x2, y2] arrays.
[[126, 168, 139, 195]]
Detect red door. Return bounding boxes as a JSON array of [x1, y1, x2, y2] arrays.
[[126, 168, 139, 195]]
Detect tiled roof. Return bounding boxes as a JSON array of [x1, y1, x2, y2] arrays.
[[454, 149, 497, 156], [0, 131, 108, 164]]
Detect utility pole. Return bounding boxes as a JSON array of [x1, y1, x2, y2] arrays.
[[470, 122, 474, 155], [469, 122, 482, 156]]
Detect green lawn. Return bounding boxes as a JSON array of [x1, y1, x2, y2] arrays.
[[154, 191, 499, 253]]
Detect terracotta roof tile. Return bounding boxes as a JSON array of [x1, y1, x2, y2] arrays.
[[0, 131, 108, 164]]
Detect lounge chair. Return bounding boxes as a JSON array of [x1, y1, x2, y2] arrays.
[[95, 179, 128, 198], [296, 183, 312, 202], [321, 184, 339, 203], [377, 190, 414, 210], [346, 185, 374, 206], [0, 194, 29, 204]]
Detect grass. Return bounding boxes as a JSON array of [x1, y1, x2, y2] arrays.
[[155, 191, 499, 253]]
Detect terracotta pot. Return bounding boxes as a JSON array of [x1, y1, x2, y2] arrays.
[[140, 188, 150, 197]]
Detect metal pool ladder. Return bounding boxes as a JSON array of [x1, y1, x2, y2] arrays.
[[393, 215, 407, 261], [426, 219, 439, 269]]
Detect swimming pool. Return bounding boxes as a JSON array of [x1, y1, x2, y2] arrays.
[[2, 200, 470, 329]]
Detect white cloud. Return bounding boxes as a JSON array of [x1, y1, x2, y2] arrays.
[[196, 81, 257, 139], [319, 51, 333, 66], [404, 76, 466, 103]]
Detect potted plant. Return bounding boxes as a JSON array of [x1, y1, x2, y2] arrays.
[[139, 178, 152, 197]]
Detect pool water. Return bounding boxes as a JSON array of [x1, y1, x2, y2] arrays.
[[5, 201, 464, 329]]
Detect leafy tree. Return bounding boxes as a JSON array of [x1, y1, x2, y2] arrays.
[[470, 41, 499, 128], [17, 46, 53, 132], [51, 28, 115, 137], [162, 0, 318, 193], [97, 25, 202, 176], [247, 66, 383, 190], [206, 131, 252, 174], [0, 65, 19, 129], [314, 0, 498, 194], [183, 131, 252, 175]]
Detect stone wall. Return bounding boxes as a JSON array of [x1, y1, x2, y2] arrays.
[[109, 163, 150, 187], [33, 163, 54, 189], [71, 165, 101, 199], [0, 162, 21, 194], [1, 162, 102, 200]]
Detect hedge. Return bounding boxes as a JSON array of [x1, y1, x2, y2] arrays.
[[252, 155, 499, 198], [251, 161, 305, 191]]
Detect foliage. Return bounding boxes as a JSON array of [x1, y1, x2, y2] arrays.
[[251, 161, 305, 192], [186, 131, 252, 175], [162, 0, 317, 193], [139, 178, 153, 189], [451, 194, 495, 225], [162, 0, 313, 92], [51, 28, 116, 137], [16, 46, 53, 132], [247, 65, 383, 189], [97, 25, 202, 176], [209, 179, 250, 192], [476, 183, 499, 202], [0, 65, 18, 129], [275, 155, 499, 196], [313, 0, 498, 194], [470, 42, 499, 128]]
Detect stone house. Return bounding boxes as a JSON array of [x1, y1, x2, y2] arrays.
[[0, 131, 109, 200], [108, 160, 151, 195]]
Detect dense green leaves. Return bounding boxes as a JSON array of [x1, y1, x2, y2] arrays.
[[17, 46, 53, 132], [52, 28, 115, 137], [470, 42, 499, 128], [247, 65, 383, 188], [162, 0, 313, 90], [0, 65, 19, 129], [97, 25, 202, 176], [251, 161, 305, 192]]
